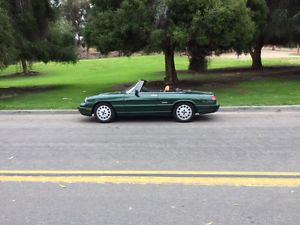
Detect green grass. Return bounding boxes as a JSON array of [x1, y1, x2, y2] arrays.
[[0, 55, 299, 109]]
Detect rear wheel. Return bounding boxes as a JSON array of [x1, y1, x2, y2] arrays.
[[173, 102, 195, 122], [94, 103, 115, 123]]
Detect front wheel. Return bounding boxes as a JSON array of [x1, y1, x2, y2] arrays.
[[94, 103, 115, 123], [173, 102, 195, 122]]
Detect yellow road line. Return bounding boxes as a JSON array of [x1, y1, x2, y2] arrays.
[[1, 170, 300, 176], [0, 171, 300, 187], [0, 176, 300, 187]]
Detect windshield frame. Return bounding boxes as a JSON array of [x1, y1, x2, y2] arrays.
[[125, 81, 145, 94]]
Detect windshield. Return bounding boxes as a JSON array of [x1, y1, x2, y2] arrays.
[[125, 81, 145, 94], [125, 83, 137, 94]]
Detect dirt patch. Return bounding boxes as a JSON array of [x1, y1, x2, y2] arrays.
[[0, 86, 62, 100], [178, 66, 300, 75], [147, 80, 238, 91], [178, 66, 300, 80], [216, 47, 300, 59]]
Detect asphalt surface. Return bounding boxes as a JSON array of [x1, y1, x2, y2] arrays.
[[0, 111, 299, 171], [0, 111, 300, 225]]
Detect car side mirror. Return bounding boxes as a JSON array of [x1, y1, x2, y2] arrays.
[[135, 89, 139, 97]]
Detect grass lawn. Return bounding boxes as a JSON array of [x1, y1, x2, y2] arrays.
[[0, 55, 299, 109]]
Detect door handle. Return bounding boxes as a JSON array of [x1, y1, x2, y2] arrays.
[[161, 101, 168, 104], [151, 94, 158, 97]]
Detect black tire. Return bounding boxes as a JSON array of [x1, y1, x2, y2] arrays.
[[173, 102, 195, 122], [94, 103, 115, 123]]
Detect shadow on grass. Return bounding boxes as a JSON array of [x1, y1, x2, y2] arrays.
[[0, 71, 42, 80], [148, 66, 300, 91], [0, 85, 66, 100], [112, 66, 300, 92]]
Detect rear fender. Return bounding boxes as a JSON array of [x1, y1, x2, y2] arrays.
[[171, 100, 196, 112]]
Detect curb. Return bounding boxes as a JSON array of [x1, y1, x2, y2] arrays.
[[0, 110, 78, 115], [220, 105, 300, 112], [0, 106, 299, 115]]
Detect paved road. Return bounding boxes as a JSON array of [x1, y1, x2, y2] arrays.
[[0, 111, 299, 171], [0, 111, 300, 225]]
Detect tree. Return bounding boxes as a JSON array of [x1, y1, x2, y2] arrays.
[[186, 0, 256, 72], [246, 0, 269, 70], [59, 0, 91, 46], [249, 0, 300, 70], [48, 19, 78, 63], [294, 22, 300, 53], [289, 1, 300, 51], [0, 3, 15, 69], [6, 0, 77, 74], [87, 0, 254, 84]]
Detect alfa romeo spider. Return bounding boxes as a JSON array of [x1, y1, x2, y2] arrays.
[[79, 80, 219, 122]]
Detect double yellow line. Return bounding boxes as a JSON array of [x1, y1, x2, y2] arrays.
[[1, 170, 300, 187]]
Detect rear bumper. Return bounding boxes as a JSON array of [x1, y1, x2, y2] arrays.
[[196, 104, 220, 114], [78, 106, 93, 116]]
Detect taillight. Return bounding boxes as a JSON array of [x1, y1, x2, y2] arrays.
[[211, 95, 217, 101]]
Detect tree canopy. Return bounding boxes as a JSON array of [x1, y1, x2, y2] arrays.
[[1, 0, 77, 74], [186, 0, 256, 72], [2, 0, 298, 79], [0, 4, 15, 69], [59, 0, 91, 46], [87, 0, 254, 84], [248, 0, 300, 69]]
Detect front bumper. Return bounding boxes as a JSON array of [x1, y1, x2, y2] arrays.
[[78, 106, 93, 116], [196, 104, 220, 114]]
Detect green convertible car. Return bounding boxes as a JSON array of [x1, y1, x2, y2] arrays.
[[79, 80, 219, 122]]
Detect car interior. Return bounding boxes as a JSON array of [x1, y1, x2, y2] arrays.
[[141, 83, 182, 93], [124, 81, 183, 94]]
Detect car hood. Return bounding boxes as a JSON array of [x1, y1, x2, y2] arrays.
[[86, 92, 123, 101], [98, 91, 122, 96]]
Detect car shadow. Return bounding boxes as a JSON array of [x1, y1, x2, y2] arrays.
[[78, 115, 216, 124]]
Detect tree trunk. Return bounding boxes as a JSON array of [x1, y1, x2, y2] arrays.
[[187, 45, 209, 73], [250, 46, 263, 70], [164, 48, 178, 86], [188, 52, 208, 72], [21, 59, 29, 74], [86, 47, 90, 58]]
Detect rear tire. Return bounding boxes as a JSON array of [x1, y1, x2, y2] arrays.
[[94, 103, 115, 123], [173, 102, 195, 122]]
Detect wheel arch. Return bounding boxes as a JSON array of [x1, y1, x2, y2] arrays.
[[171, 100, 196, 113]]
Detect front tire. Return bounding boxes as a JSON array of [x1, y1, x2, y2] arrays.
[[94, 103, 115, 123], [173, 102, 195, 122]]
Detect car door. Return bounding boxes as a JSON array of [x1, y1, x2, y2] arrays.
[[120, 92, 160, 115], [156, 92, 179, 113]]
